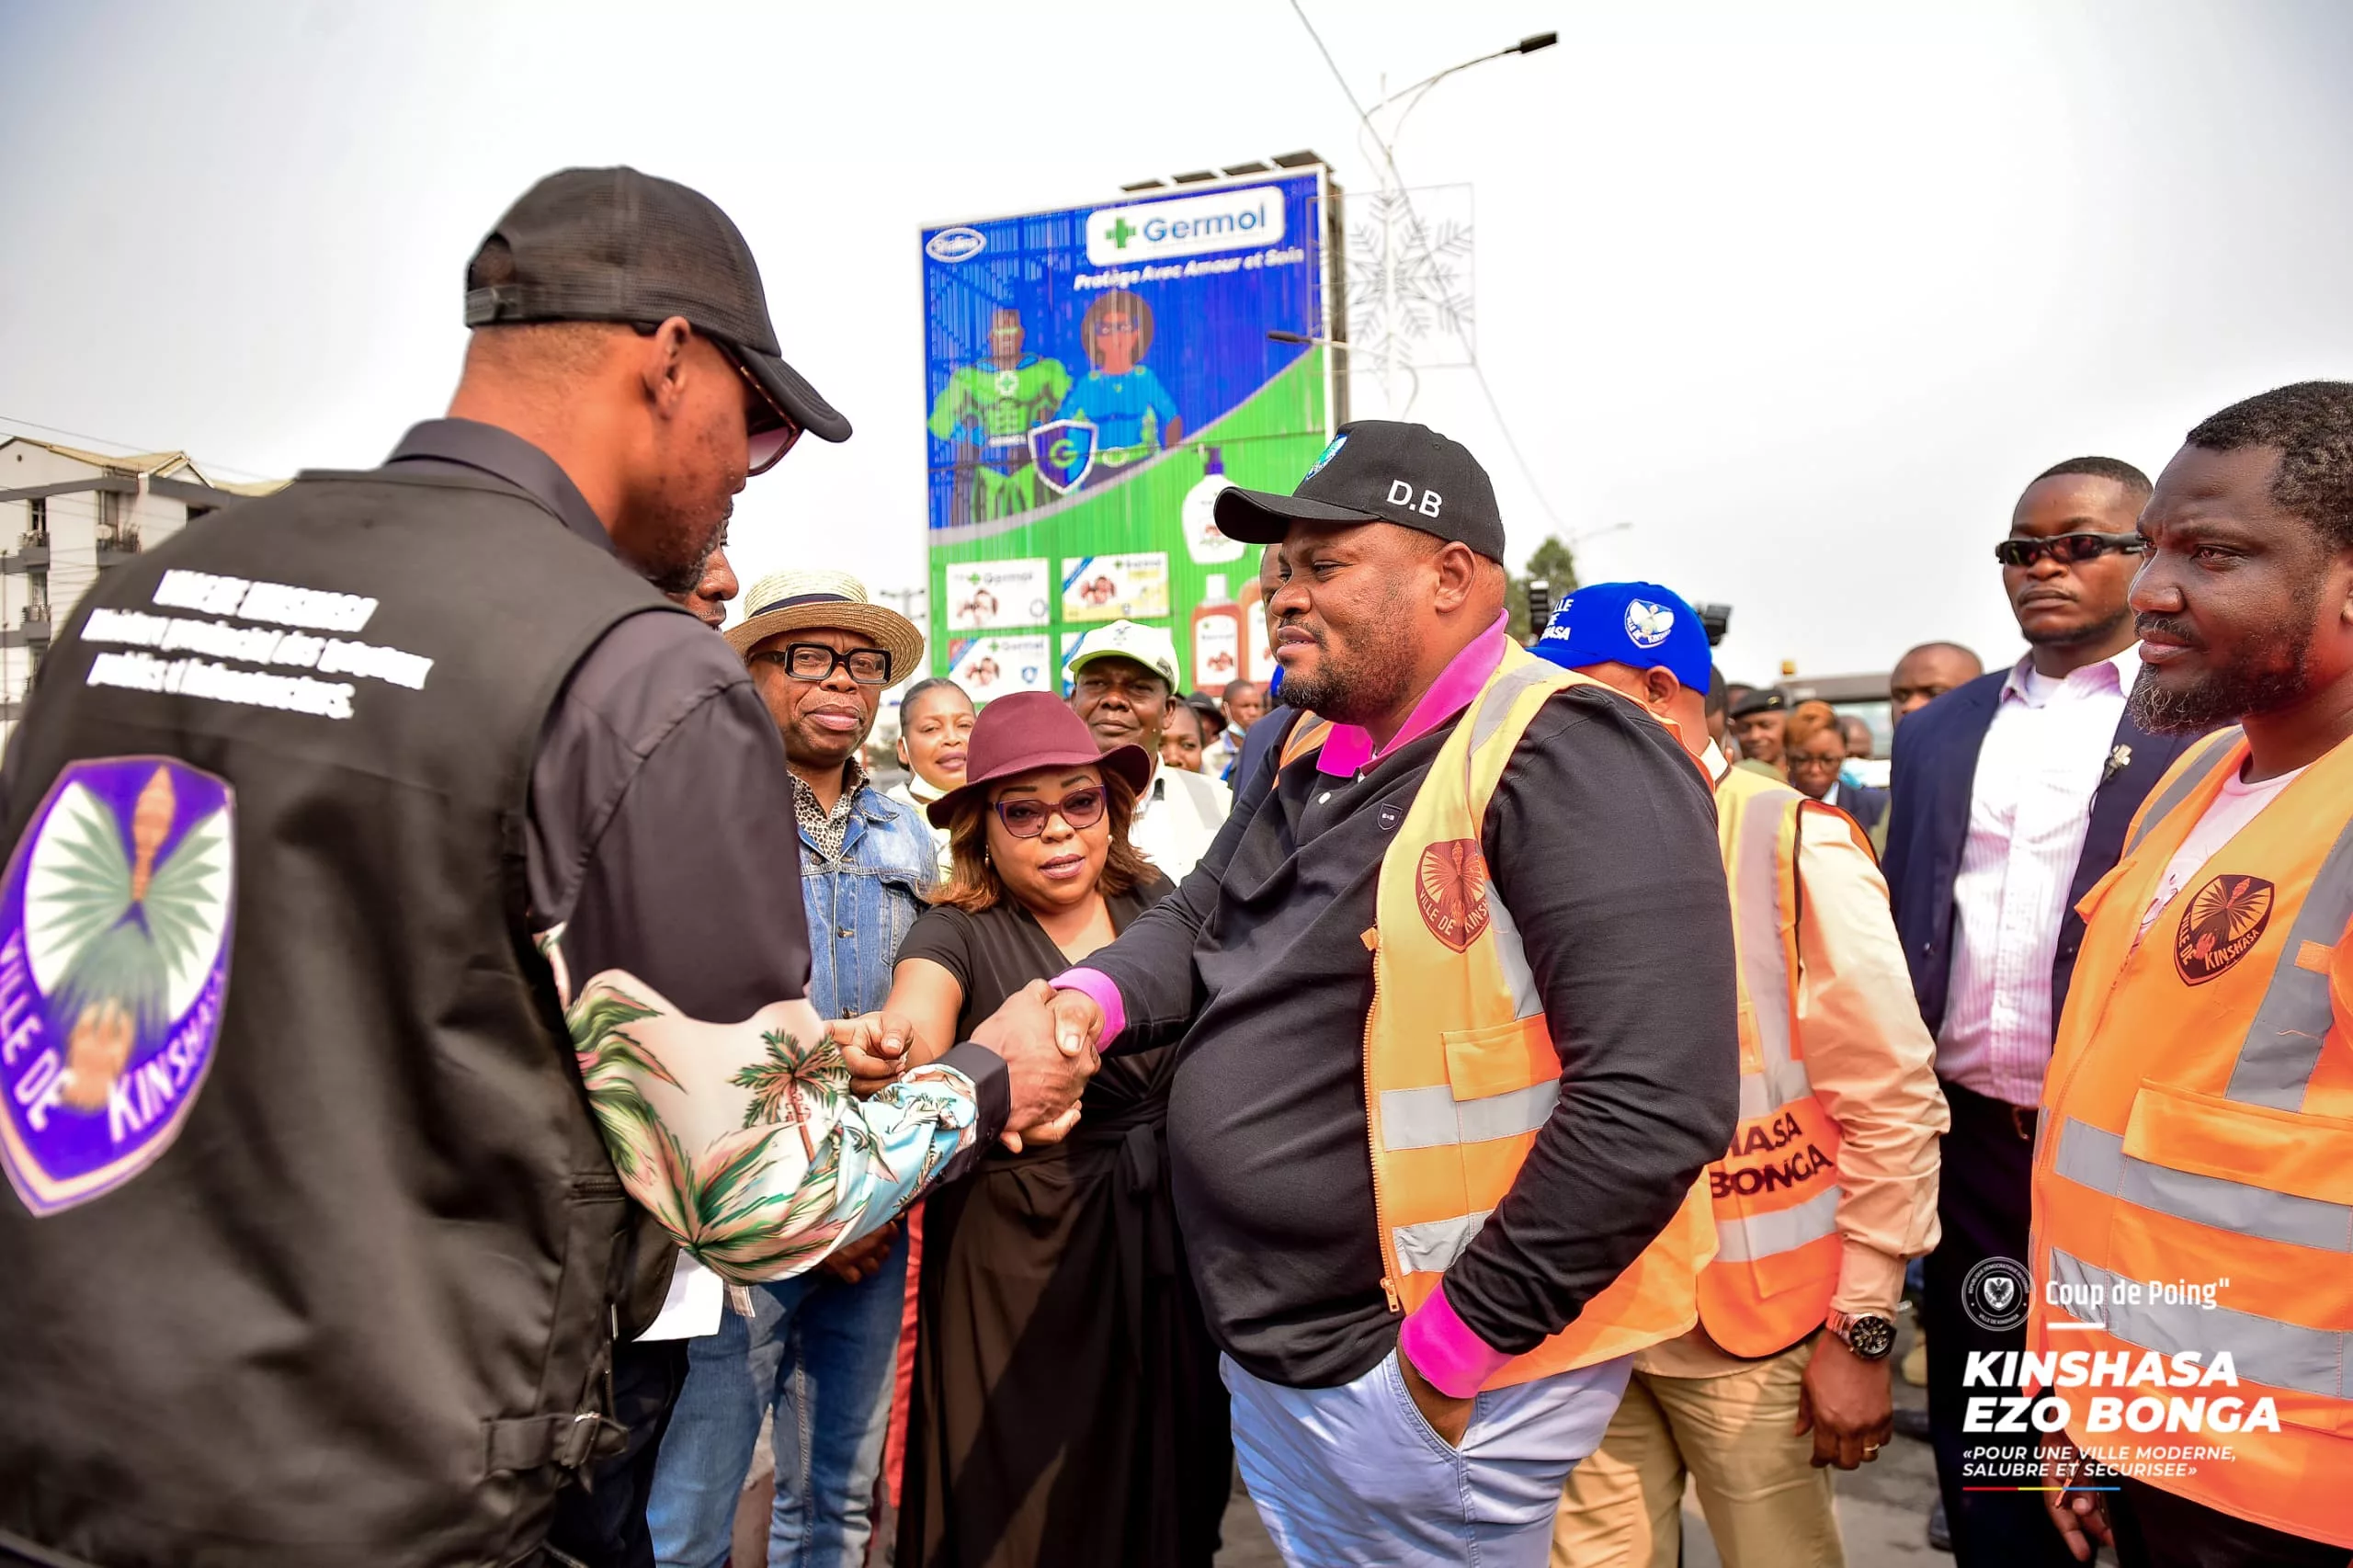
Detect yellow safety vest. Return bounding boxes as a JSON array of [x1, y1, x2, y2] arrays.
[[2029, 727, 2353, 1548], [1290, 643, 1717, 1391], [1694, 765, 1851, 1358]]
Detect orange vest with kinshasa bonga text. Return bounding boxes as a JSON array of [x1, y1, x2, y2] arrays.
[[1287, 643, 1717, 1390], [1693, 764, 1854, 1358], [2028, 726, 2353, 1549]]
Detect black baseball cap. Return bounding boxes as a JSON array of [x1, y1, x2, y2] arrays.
[[1212, 419, 1505, 562], [1729, 688, 1787, 719], [463, 166, 851, 445]]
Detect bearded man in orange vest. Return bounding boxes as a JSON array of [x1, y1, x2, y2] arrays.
[[2029, 381, 2353, 1567], [902, 421, 1739, 1566], [1538, 584, 1949, 1568]]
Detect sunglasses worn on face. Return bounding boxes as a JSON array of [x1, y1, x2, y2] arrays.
[[754, 643, 893, 685], [993, 788, 1106, 839], [632, 322, 803, 475], [1994, 533, 2148, 569], [1786, 752, 1844, 769]]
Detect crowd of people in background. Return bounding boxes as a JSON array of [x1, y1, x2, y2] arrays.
[[10, 165, 2350, 1568], [642, 428, 2347, 1568]]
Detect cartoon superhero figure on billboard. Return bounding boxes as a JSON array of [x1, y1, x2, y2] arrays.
[[1052, 290, 1182, 486], [927, 307, 1073, 525]]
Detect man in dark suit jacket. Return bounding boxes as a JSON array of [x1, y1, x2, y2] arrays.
[[1883, 456, 2204, 1566]]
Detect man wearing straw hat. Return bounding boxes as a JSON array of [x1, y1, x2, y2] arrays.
[[646, 567, 940, 1566]]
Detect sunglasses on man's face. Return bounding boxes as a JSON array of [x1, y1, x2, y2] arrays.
[[1994, 532, 2149, 569], [993, 787, 1107, 839], [633, 323, 802, 475]]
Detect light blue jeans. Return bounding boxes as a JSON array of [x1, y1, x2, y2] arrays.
[[1224, 1347, 1633, 1568], [645, 1227, 911, 1568]]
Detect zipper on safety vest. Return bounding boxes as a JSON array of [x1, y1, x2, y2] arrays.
[[1360, 925, 1404, 1315]]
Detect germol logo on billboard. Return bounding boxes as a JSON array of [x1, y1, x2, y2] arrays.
[[1086, 186, 1286, 267]]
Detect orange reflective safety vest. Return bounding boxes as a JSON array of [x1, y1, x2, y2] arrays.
[[1694, 764, 1855, 1358], [1286, 642, 1718, 1391], [2029, 726, 2353, 1549]]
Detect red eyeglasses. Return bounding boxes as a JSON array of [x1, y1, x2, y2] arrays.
[[992, 787, 1107, 838]]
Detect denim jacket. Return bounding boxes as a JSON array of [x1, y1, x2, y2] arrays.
[[802, 780, 938, 1022]]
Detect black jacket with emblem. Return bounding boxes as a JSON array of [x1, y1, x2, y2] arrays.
[[0, 465, 681, 1568]]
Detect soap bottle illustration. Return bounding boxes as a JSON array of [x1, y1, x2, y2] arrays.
[[1182, 446, 1245, 564], [1191, 573, 1245, 689]]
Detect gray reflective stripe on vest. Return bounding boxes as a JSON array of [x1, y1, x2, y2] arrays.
[[1392, 1210, 1491, 1276], [2225, 807, 2353, 1111], [1469, 659, 1564, 756], [1711, 1184, 1840, 1263], [1485, 891, 1544, 1021], [1735, 784, 1807, 1112], [1738, 1062, 1815, 1121], [2125, 728, 2243, 856], [2046, 1248, 2351, 1401], [2052, 1118, 2353, 1255], [1381, 1080, 1561, 1152]]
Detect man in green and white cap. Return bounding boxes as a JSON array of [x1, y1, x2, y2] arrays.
[[1064, 619, 1231, 876]]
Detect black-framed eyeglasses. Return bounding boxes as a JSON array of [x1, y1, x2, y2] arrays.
[[631, 322, 802, 475], [1994, 533, 2148, 569], [752, 643, 893, 686], [993, 787, 1106, 839]]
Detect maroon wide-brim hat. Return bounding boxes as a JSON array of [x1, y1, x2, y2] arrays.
[[927, 690, 1153, 827]]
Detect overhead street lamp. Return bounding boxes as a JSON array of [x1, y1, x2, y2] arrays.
[[1267, 329, 1419, 415], [1355, 32, 1558, 415]]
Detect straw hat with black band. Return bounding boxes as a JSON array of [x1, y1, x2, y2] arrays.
[[726, 567, 925, 683]]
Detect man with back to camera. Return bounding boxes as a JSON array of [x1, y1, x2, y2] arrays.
[[1882, 456, 2205, 1566], [922, 421, 1741, 1566], [1538, 584, 1947, 1568], [0, 166, 1093, 1568], [2028, 383, 2353, 1568]]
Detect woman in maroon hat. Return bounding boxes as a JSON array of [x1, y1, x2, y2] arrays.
[[857, 691, 1231, 1568]]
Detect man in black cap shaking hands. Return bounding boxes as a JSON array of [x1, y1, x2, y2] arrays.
[[955, 420, 1739, 1565], [0, 167, 1094, 1568]]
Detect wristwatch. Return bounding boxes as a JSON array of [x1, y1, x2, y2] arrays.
[[1825, 1311, 1897, 1362]]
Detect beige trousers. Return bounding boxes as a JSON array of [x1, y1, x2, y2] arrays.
[[1551, 1338, 1843, 1568]]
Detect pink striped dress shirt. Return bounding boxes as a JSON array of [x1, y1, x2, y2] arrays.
[[1936, 646, 2139, 1107]]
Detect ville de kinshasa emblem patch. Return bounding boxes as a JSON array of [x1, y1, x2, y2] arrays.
[[1415, 838, 1493, 955], [0, 757, 235, 1215], [2175, 873, 2274, 986]]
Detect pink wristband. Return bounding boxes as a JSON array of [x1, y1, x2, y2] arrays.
[[1047, 967, 1126, 1048], [1398, 1279, 1513, 1399]]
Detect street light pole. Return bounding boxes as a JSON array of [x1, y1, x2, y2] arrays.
[[1356, 32, 1557, 417]]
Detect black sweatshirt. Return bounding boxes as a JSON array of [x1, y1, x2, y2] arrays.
[[1080, 682, 1739, 1388]]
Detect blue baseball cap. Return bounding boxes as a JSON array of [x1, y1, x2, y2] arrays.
[[1531, 582, 1711, 691]]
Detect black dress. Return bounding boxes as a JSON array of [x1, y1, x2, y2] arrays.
[[896, 878, 1232, 1568]]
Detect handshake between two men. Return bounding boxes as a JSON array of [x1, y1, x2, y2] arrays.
[[825, 980, 1112, 1152]]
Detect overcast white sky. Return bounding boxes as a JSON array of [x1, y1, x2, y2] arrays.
[[4, 0, 2349, 684]]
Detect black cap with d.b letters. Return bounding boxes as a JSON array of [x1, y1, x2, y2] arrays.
[[1211, 419, 1505, 562]]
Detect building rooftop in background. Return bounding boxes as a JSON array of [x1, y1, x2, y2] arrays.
[[0, 435, 286, 744]]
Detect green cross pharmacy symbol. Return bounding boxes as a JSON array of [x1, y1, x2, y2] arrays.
[[1107, 216, 1137, 249]]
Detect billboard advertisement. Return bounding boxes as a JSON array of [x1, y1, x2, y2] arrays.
[[920, 167, 1337, 698]]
